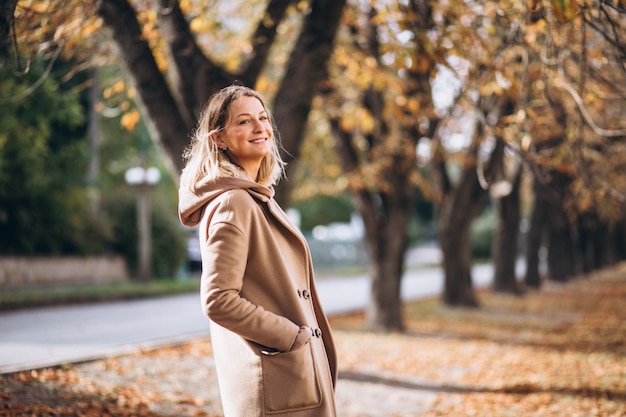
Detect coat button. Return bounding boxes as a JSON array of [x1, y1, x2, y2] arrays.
[[314, 328, 322, 338], [302, 289, 311, 299]]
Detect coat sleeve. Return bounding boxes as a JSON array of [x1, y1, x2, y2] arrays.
[[200, 197, 300, 353]]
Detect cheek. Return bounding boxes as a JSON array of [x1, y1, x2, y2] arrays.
[[227, 131, 245, 145]]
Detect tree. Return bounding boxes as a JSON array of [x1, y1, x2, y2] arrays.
[[433, 114, 507, 306], [424, 0, 530, 305], [0, 0, 19, 60], [492, 165, 523, 293], [321, 0, 438, 330], [0, 60, 109, 255], [95, 0, 346, 205], [522, 0, 626, 285], [430, 0, 626, 300]]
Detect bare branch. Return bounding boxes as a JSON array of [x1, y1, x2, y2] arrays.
[[555, 61, 626, 137], [237, 0, 296, 83], [97, 0, 190, 174], [0, 41, 63, 105], [0, 0, 18, 58]]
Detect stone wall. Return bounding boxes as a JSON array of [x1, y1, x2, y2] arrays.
[[0, 256, 129, 290]]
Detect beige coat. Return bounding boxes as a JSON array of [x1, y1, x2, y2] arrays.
[[179, 177, 337, 417]]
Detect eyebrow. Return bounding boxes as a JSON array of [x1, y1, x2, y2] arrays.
[[234, 110, 268, 118]]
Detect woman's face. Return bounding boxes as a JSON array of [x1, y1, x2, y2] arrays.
[[216, 96, 273, 179]]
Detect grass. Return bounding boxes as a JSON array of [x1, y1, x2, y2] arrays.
[[0, 262, 367, 311], [0, 277, 201, 311]]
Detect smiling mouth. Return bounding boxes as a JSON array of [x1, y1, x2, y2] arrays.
[[250, 138, 267, 144]]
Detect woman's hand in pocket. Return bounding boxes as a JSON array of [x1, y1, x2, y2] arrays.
[[289, 326, 312, 351]]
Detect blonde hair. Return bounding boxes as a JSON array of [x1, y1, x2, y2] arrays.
[[179, 85, 286, 189]]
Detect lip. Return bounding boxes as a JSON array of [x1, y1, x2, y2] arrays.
[[249, 138, 268, 144]]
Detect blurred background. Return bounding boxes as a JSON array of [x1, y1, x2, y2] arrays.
[[1, 0, 625, 330]]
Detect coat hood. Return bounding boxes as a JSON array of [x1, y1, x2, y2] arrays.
[[178, 176, 274, 227]]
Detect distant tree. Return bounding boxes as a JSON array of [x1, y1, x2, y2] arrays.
[[491, 166, 523, 294], [322, 0, 438, 329], [425, 0, 528, 306], [291, 194, 353, 232], [0, 60, 110, 255], [95, 99, 188, 278], [0, 0, 19, 60], [523, 0, 626, 285]]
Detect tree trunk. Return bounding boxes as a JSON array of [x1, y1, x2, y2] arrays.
[[610, 219, 626, 262], [524, 180, 546, 288], [439, 214, 478, 306], [576, 214, 610, 274], [0, 0, 18, 61], [591, 223, 609, 269], [435, 148, 491, 306], [330, 115, 415, 331], [546, 208, 577, 282], [364, 197, 412, 331], [577, 216, 593, 274], [492, 167, 522, 294], [322, 1, 430, 330], [96, 0, 191, 175], [273, 0, 346, 205]]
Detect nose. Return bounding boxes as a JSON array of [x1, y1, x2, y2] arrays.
[[252, 118, 264, 131]]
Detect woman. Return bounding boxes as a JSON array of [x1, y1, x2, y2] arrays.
[[178, 85, 338, 416]]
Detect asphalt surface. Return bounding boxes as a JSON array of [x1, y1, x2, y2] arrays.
[[0, 262, 497, 374]]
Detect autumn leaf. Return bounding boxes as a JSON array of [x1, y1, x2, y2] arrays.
[[550, 0, 580, 21], [120, 109, 140, 131], [529, 0, 542, 12]]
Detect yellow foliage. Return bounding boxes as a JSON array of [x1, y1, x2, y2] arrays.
[[179, 0, 192, 14], [406, 98, 420, 114], [364, 57, 377, 69], [529, 0, 542, 12], [395, 95, 407, 107], [154, 50, 168, 72], [357, 108, 376, 134], [550, 0, 580, 22], [224, 57, 240, 73], [120, 110, 141, 132], [339, 113, 355, 132], [480, 80, 503, 96], [255, 77, 272, 95], [103, 80, 126, 99], [113, 80, 126, 94], [190, 16, 212, 33], [412, 57, 431, 74]]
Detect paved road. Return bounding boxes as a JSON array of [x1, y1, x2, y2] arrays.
[[0, 263, 497, 374]]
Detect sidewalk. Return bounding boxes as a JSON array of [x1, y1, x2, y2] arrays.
[[55, 337, 439, 417]]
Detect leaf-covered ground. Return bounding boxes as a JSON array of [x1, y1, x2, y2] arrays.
[[2, 262, 625, 417]]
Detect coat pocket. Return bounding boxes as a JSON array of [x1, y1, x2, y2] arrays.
[[261, 342, 322, 414]]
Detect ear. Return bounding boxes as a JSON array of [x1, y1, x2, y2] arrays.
[[211, 132, 226, 149]]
